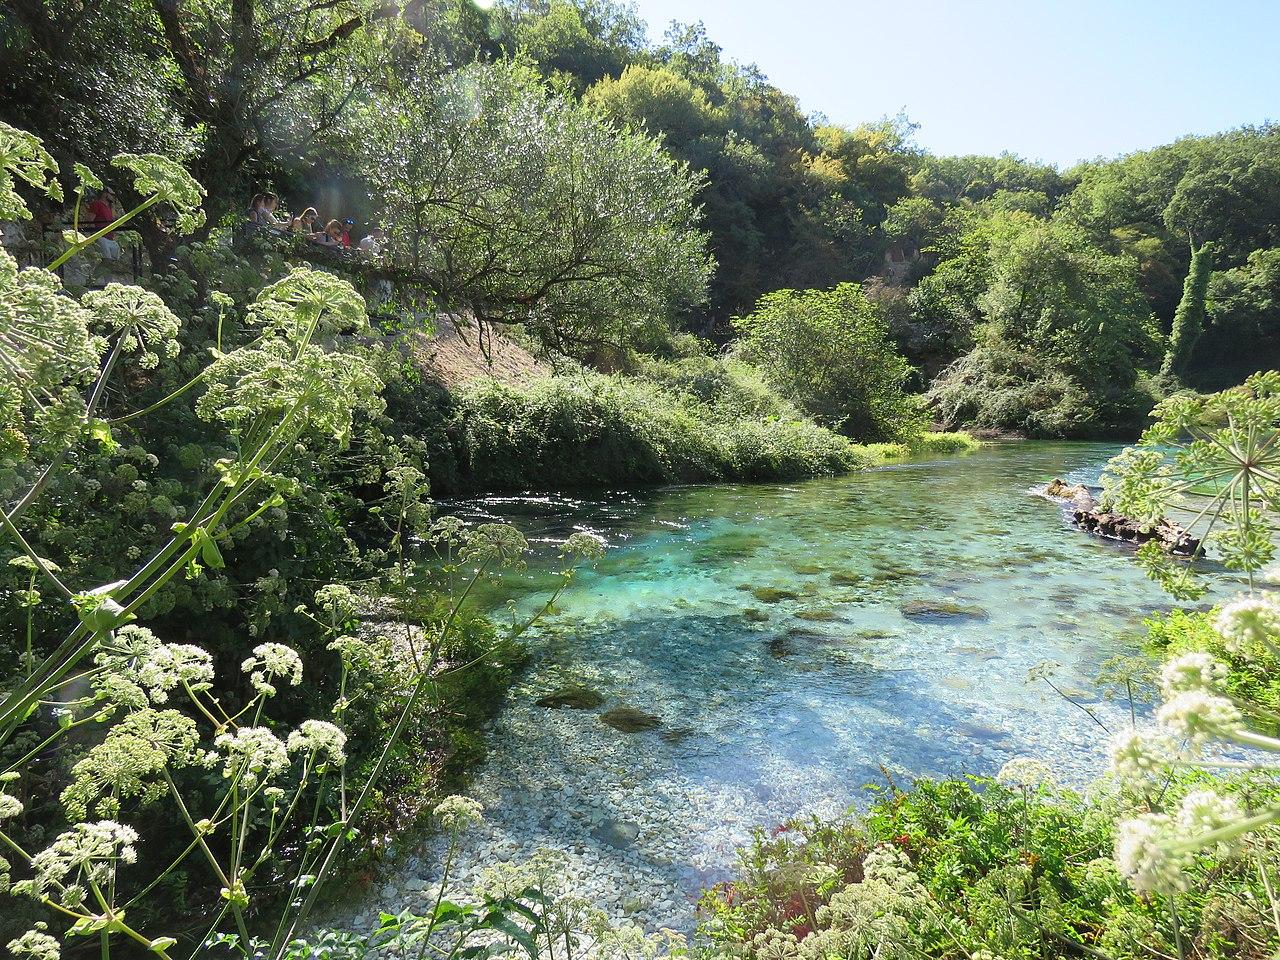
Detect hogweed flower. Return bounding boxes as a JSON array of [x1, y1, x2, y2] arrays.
[[241, 642, 303, 696], [0, 122, 62, 220], [139, 642, 214, 702], [287, 719, 347, 766], [21, 821, 139, 903], [112, 152, 206, 234], [7, 925, 60, 960], [82, 283, 182, 369], [1108, 729, 1176, 781], [1114, 813, 1189, 894], [1214, 594, 1280, 659], [214, 726, 289, 788], [1158, 653, 1227, 699], [434, 795, 484, 832], [0, 793, 23, 819], [995, 757, 1055, 789], [1177, 789, 1246, 858], [1156, 691, 1243, 746]]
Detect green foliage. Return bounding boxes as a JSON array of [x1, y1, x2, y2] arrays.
[[703, 774, 1280, 960], [733, 284, 923, 441], [1162, 242, 1215, 381], [357, 58, 711, 359]]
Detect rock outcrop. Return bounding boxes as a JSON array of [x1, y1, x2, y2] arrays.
[[1072, 508, 1200, 556]]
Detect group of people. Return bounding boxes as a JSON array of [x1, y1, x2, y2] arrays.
[[248, 193, 386, 255]]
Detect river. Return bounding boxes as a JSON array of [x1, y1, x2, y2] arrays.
[[353, 441, 1202, 934]]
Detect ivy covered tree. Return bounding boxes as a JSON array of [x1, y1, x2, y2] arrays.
[[1160, 241, 1214, 381]]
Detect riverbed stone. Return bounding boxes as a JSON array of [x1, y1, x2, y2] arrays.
[[536, 687, 606, 710], [749, 586, 799, 603], [743, 607, 770, 622], [900, 600, 990, 623], [592, 819, 641, 849], [601, 707, 662, 732]]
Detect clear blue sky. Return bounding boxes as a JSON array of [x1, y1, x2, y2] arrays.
[[627, 0, 1279, 167]]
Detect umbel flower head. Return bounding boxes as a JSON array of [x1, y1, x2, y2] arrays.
[[0, 248, 102, 401], [16, 821, 139, 903], [61, 708, 199, 821], [82, 283, 182, 369], [287, 719, 347, 765], [1214, 594, 1280, 659], [112, 152, 206, 234], [1156, 691, 1243, 746], [1177, 789, 1246, 858], [214, 726, 289, 788], [1108, 728, 1176, 781], [246, 268, 370, 342], [196, 339, 384, 447], [1114, 813, 1189, 894], [241, 642, 303, 696], [995, 757, 1054, 789], [0, 122, 62, 221], [434, 795, 483, 831], [1159, 653, 1227, 699], [7, 925, 61, 960]]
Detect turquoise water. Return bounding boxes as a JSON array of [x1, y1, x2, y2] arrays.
[[377, 441, 1208, 930]]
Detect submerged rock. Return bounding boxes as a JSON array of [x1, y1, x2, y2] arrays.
[[743, 607, 771, 623], [1043, 478, 1096, 507], [536, 687, 605, 710], [1073, 508, 1199, 556], [795, 608, 837, 621], [794, 563, 825, 575], [591, 819, 640, 849], [829, 571, 864, 586], [900, 600, 990, 623], [601, 707, 662, 732], [748, 586, 799, 603]]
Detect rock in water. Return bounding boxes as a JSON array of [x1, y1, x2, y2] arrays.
[[1072, 508, 1199, 556], [900, 600, 990, 624], [591, 819, 640, 849], [536, 687, 605, 709], [1043, 477, 1096, 507], [600, 707, 662, 732]]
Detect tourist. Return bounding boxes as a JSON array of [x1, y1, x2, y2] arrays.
[[85, 187, 121, 260], [291, 207, 319, 234], [340, 218, 354, 247], [310, 219, 345, 246], [358, 225, 386, 256], [251, 192, 289, 230]]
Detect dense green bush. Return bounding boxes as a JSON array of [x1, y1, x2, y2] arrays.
[[444, 372, 863, 490], [702, 773, 1280, 959], [733, 284, 925, 442]]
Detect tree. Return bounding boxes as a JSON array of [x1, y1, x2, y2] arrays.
[[359, 59, 712, 358], [732, 283, 921, 441], [1161, 241, 1214, 380]]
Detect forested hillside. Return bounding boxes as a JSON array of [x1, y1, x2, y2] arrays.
[[4, 0, 1279, 441]]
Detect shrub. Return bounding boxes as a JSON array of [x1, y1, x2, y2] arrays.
[[733, 284, 925, 442]]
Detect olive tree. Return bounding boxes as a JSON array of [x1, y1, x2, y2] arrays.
[[359, 59, 712, 359]]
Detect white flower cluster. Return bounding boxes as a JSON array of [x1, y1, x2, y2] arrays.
[[0, 792, 23, 820], [1107, 729, 1175, 781], [1158, 652, 1226, 698], [286, 719, 347, 766], [1156, 691, 1242, 747], [1214, 594, 1280, 659], [434, 794, 484, 831], [1115, 788, 1249, 894], [93, 626, 215, 708], [241, 642, 303, 696], [214, 726, 289, 788], [137, 643, 214, 702], [14, 821, 138, 903], [7, 925, 60, 960], [995, 757, 1055, 789]]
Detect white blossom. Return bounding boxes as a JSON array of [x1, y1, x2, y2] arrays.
[[995, 758, 1054, 789], [1108, 729, 1176, 781], [241, 642, 303, 696], [23, 821, 139, 901], [1114, 813, 1189, 894], [214, 726, 289, 787], [286, 719, 347, 765], [434, 795, 484, 831], [138, 643, 214, 702], [1159, 653, 1227, 699], [7, 927, 60, 960], [1177, 789, 1246, 857], [0, 793, 22, 819], [1156, 691, 1243, 746], [1214, 594, 1280, 658]]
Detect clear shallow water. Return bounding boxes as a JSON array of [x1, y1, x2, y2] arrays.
[[365, 442, 1209, 931]]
